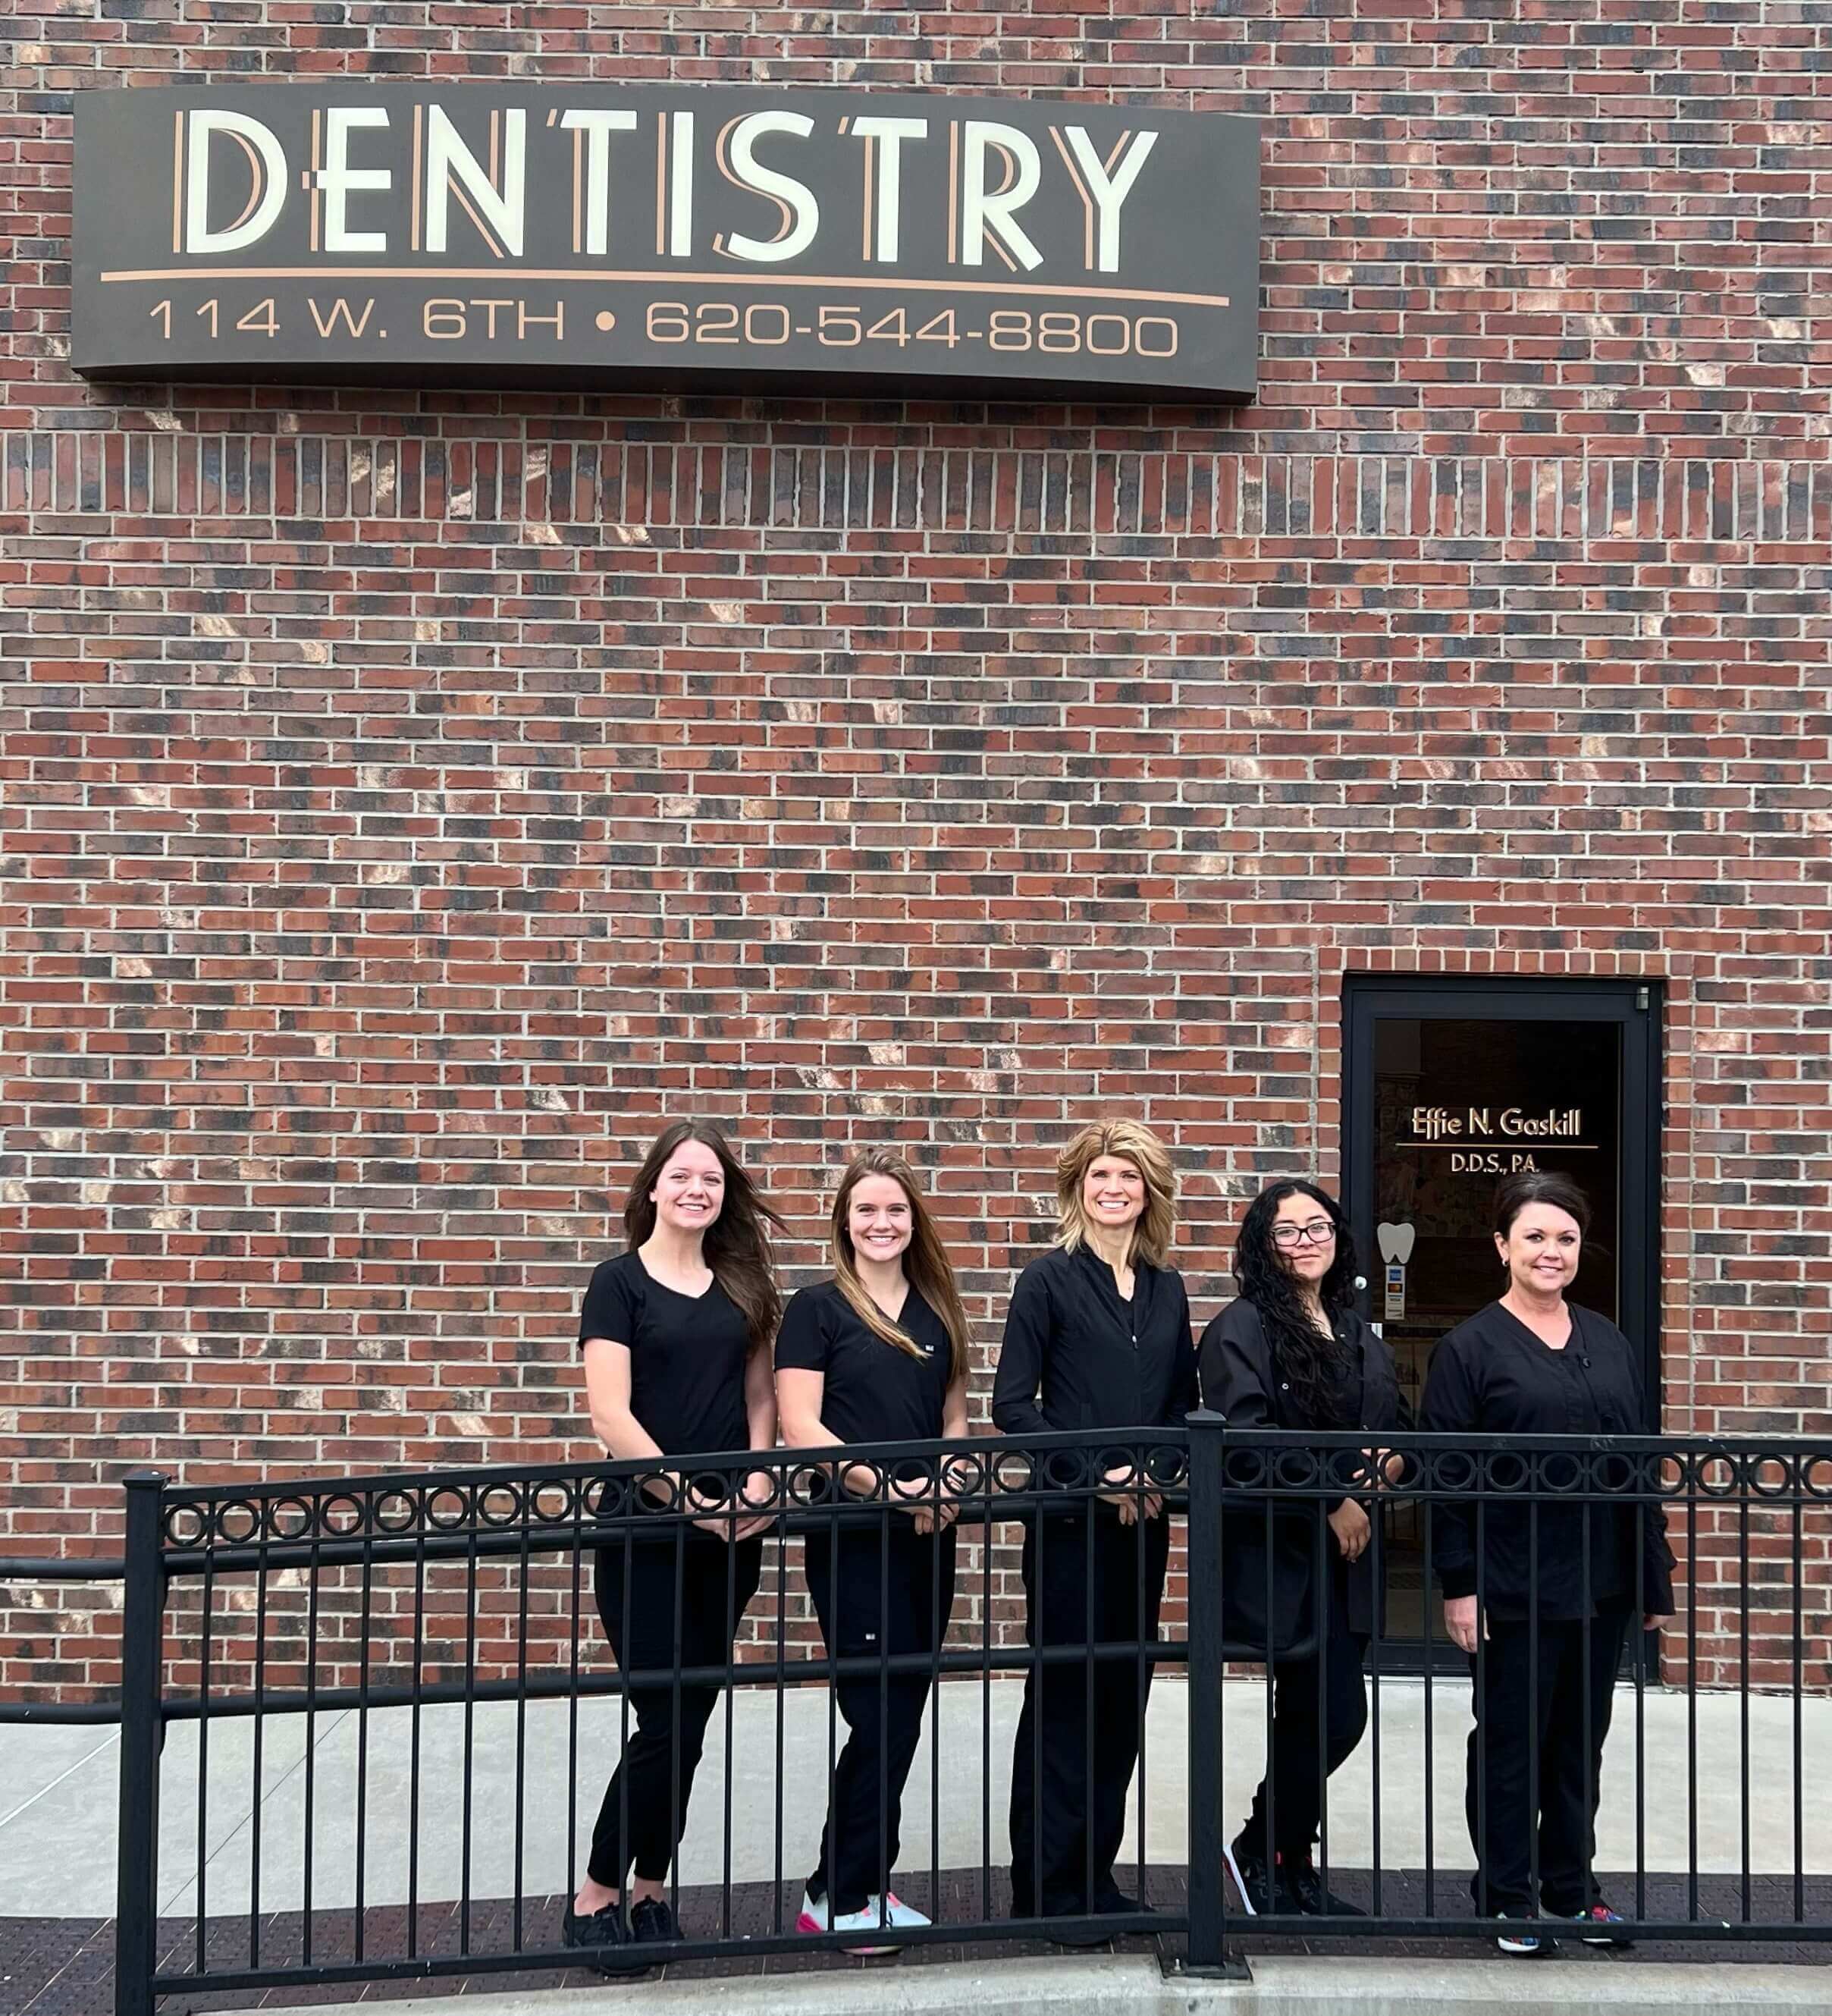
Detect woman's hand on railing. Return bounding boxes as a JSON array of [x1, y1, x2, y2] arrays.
[[888, 1472, 959, 1535], [1362, 1445, 1407, 1487], [1444, 1594, 1485, 1653], [1328, 1497, 1371, 1562], [726, 1468, 778, 1543], [686, 1470, 776, 1541], [1099, 1463, 1163, 1526]]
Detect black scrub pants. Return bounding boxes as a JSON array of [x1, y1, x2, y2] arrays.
[[1238, 1562, 1369, 1861], [804, 1517, 958, 1917], [587, 1525, 765, 1889], [1009, 1501, 1170, 1920], [1467, 1605, 1631, 1917]]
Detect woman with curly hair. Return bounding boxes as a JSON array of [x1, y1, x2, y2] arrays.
[[991, 1119, 1197, 1937], [1198, 1179, 1407, 1919]]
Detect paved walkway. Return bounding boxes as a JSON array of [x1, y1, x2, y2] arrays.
[[4, 1677, 1827, 2014], [3, 1677, 1825, 1920]]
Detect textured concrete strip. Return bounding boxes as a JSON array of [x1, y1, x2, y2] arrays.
[[202, 1952, 1832, 2016]]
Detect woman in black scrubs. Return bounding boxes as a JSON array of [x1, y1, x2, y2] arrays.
[[992, 1119, 1197, 1937], [1422, 1171, 1674, 1955], [776, 1148, 971, 1948], [1198, 1179, 1407, 1917], [566, 1120, 783, 1964]]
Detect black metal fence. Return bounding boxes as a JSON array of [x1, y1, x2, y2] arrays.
[[102, 1421, 1830, 2012]]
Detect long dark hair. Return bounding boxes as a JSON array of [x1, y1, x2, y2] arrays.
[[830, 1148, 970, 1386], [1232, 1179, 1360, 1425], [623, 1120, 786, 1354]]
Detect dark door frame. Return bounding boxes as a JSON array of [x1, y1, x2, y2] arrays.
[[1341, 974, 1665, 1672], [1341, 972, 1664, 1406]]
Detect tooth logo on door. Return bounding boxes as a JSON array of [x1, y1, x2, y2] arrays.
[[1376, 1223, 1414, 1322]]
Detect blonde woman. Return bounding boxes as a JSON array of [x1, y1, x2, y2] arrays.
[[776, 1149, 971, 1949], [991, 1120, 1197, 1937]]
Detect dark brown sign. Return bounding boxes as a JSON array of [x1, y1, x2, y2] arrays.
[[71, 85, 1259, 400]]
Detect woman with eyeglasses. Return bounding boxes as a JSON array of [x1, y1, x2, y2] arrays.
[[991, 1119, 1197, 1939], [1197, 1179, 1407, 1918]]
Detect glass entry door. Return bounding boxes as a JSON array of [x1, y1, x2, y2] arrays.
[[1342, 977, 1661, 1659]]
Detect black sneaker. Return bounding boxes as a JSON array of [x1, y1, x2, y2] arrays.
[[1094, 1879, 1153, 1919], [1281, 1852, 1365, 1918], [562, 1899, 632, 1975], [1222, 1836, 1297, 1916], [629, 1895, 680, 1945]]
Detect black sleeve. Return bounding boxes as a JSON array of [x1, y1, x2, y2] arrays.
[[1617, 1324, 1677, 1613], [1197, 1300, 1274, 1430], [772, 1286, 830, 1374], [578, 1261, 637, 1349], [991, 1261, 1053, 1438], [1171, 1273, 1199, 1420], [1419, 1328, 1479, 1600], [1369, 1324, 1416, 1432]]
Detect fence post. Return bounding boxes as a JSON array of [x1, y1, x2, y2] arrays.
[[1182, 1409, 1244, 1977], [114, 1471, 167, 2016]]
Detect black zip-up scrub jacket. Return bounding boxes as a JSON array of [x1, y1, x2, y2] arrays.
[[1198, 1299, 1410, 1649], [990, 1243, 1198, 1487]]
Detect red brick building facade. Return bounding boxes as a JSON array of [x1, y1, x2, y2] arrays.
[[2, 6, 1828, 1700]]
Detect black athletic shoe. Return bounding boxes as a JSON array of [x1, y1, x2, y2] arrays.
[[630, 1895, 680, 1945], [1222, 1836, 1298, 1917], [562, 1900, 632, 1975], [1095, 1879, 1153, 1918], [1282, 1852, 1365, 1918]]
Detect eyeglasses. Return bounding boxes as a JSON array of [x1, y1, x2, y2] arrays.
[[1272, 1220, 1337, 1248]]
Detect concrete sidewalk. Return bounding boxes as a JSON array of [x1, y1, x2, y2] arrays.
[[193, 1953, 1832, 2016], [3, 1675, 1827, 1920]]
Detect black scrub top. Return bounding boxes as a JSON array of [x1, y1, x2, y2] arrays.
[[990, 1242, 1198, 1437], [1420, 1298, 1674, 1622], [774, 1279, 955, 1449], [577, 1250, 752, 1459]]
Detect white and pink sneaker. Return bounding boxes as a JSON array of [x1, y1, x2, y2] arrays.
[[795, 1888, 927, 1955]]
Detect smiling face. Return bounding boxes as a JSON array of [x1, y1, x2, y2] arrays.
[[1082, 1154, 1146, 1236], [846, 1172, 913, 1267], [1271, 1189, 1338, 1289], [649, 1138, 726, 1236], [1496, 1201, 1583, 1297]]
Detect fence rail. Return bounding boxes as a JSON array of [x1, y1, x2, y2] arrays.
[[0, 1555, 128, 1724], [105, 1421, 1831, 2012]]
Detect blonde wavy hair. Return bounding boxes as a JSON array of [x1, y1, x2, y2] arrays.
[[831, 1148, 970, 1386], [1055, 1119, 1178, 1268]]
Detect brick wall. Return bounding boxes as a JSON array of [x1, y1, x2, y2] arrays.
[[2, 5, 1829, 1703]]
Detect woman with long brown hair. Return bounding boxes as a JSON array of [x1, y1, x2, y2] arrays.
[[565, 1119, 783, 1967], [991, 1119, 1197, 1938], [776, 1148, 971, 1951]]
